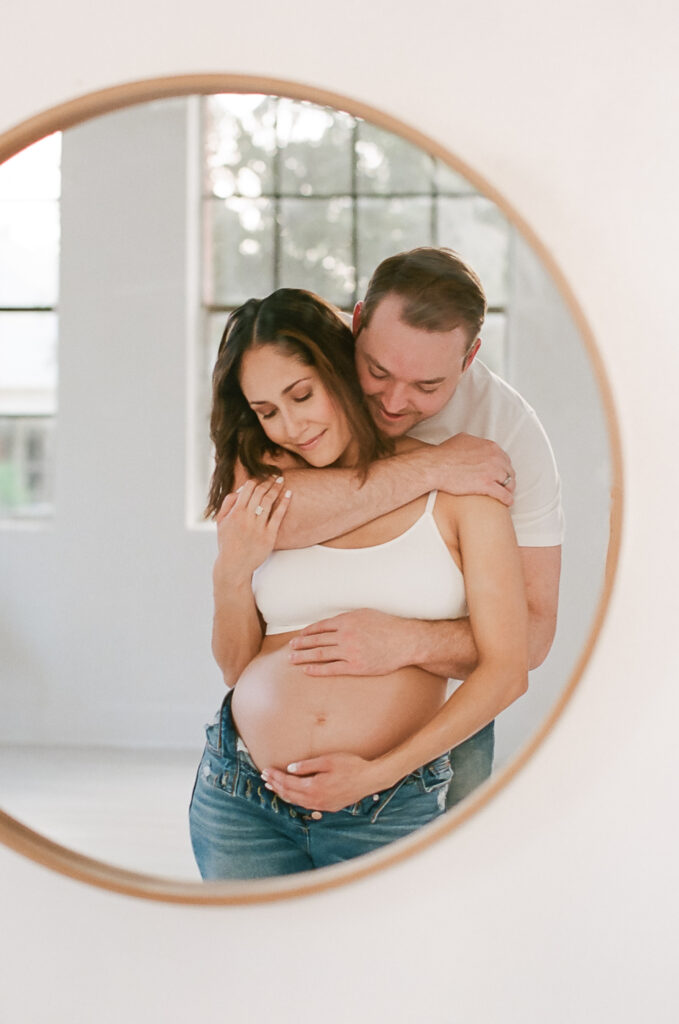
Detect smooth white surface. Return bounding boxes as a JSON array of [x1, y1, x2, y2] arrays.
[[1, 2, 677, 1023], [0, 745, 201, 877]]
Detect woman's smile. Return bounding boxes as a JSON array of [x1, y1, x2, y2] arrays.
[[295, 429, 328, 453]]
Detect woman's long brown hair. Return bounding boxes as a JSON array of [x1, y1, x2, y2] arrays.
[[205, 288, 392, 519]]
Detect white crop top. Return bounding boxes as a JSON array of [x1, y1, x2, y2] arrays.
[[252, 491, 467, 635]]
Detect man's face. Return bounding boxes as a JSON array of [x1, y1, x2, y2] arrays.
[[354, 294, 480, 438]]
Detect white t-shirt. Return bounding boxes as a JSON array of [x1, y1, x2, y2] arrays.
[[409, 359, 564, 547]]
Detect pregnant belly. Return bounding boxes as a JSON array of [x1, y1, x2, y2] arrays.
[[230, 637, 447, 772]]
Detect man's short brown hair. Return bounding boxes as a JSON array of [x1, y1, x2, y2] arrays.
[[359, 247, 487, 357]]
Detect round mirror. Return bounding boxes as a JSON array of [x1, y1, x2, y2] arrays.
[[0, 75, 621, 903]]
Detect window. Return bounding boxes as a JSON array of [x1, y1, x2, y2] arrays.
[[0, 133, 60, 520], [0, 99, 513, 523], [196, 94, 511, 515]]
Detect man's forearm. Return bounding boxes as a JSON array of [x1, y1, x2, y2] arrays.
[[405, 617, 478, 680], [275, 433, 514, 550], [401, 608, 552, 679], [276, 449, 435, 549]]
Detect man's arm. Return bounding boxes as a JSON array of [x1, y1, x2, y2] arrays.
[[269, 433, 514, 549], [288, 544, 561, 677]]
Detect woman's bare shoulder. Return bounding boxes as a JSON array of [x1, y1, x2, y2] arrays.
[[433, 491, 512, 531], [435, 490, 509, 514]]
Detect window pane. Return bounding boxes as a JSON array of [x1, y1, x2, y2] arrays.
[[0, 416, 55, 518], [279, 198, 354, 305], [356, 197, 432, 295], [356, 122, 434, 195], [0, 133, 61, 200], [435, 159, 476, 195], [278, 100, 353, 196], [437, 196, 510, 306], [0, 312, 58, 414], [204, 94, 277, 197], [0, 200, 60, 307], [204, 197, 275, 306]]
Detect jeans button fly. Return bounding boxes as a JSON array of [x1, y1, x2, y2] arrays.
[[310, 810, 322, 820]]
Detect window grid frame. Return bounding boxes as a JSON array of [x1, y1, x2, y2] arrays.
[[0, 138, 61, 521]]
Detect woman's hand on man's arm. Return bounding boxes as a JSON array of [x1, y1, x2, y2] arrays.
[[214, 476, 291, 580]]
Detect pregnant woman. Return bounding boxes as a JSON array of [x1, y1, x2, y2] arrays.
[[189, 288, 528, 879]]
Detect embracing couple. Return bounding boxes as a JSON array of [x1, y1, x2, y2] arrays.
[[189, 247, 563, 880]]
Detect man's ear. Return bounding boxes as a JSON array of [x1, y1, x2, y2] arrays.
[[462, 337, 481, 370], [352, 301, 363, 336]]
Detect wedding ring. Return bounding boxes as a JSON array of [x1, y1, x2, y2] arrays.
[[501, 473, 512, 487], [254, 505, 264, 516]]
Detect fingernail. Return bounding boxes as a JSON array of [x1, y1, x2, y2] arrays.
[[264, 783, 273, 791], [288, 763, 298, 773], [285, 489, 292, 498], [261, 770, 269, 781], [275, 476, 284, 484]]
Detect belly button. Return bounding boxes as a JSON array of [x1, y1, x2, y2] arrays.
[[315, 714, 327, 726]]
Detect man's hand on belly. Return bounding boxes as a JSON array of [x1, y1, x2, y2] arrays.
[[288, 609, 417, 676], [261, 752, 390, 812]]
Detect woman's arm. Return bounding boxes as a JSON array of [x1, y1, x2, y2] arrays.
[[369, 495, 528, 781], [262, 495, 528, 810], [211, 478, 291, 686]]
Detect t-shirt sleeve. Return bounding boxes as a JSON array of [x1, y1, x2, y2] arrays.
[[506, 410, 564, 547]]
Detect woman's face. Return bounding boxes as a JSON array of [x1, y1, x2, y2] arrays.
[[239, 345, 355, 467]]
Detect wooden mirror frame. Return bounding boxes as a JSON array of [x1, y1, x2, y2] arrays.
[[0, 72, 624, 905]]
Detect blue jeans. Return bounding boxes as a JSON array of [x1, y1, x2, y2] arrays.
[[189, 692, 453, 880], [446, 720, 495, 810]]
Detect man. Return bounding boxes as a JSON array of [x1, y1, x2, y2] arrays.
[[235, 248, 563, 807]]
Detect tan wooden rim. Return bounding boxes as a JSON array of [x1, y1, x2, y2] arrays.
[[0, 73, 624, 905]]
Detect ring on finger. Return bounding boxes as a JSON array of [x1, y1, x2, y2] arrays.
[[254, 505, 264, 516], [501, 473, 512, 487]]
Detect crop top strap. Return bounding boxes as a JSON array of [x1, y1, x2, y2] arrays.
[[424, 490, 438, 516]]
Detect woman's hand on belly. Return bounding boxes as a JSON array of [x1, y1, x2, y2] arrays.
[[260, 751, 394, 813]]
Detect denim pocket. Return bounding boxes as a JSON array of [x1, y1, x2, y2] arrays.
[[418, 754, 453, 793]]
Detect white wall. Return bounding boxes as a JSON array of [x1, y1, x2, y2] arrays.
[[1, 1, 677, 1022]]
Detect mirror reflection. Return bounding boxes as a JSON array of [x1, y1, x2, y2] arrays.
[[0, 92, 612, 882]]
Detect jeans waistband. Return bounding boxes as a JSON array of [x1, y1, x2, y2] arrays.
[[216, 689, 258, 769]]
